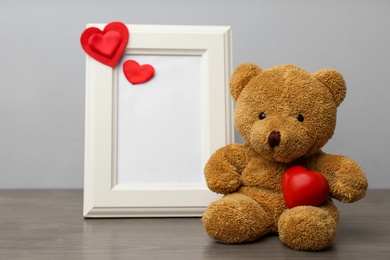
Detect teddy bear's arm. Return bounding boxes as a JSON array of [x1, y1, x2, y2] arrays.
[[204, 144, 253, 195], [310, 153, 368, 203]]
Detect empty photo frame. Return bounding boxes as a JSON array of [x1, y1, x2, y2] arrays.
[[83, 24, 233, 217]]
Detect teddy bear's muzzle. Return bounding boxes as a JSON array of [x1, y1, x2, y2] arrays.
[[268, 131, 281, 148]]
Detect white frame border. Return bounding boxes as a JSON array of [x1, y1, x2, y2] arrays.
[[83, 24, 233, 217]]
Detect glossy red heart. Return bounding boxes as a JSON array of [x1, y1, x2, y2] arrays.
[[88, 31, 122, 58], [282, 165, 329, 208], [80, 21, 129, 68], [123, 60, 155, 85]]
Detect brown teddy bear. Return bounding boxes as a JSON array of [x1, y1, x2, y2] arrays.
[[202, 63, 368, 251]]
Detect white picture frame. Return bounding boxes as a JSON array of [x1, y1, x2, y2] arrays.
[[83, 24, 233, 218]]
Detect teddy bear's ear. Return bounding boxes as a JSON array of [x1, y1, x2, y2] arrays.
[[313, 69, 347, 107], [230, 63, 262, 101]]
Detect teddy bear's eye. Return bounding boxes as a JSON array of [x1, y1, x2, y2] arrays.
[[297, 114, 304, 122], [259, 112, 266, 120]]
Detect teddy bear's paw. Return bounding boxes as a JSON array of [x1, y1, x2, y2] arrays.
[[332, 179, 368, 203], [326, 156, 368, 203], [202, 193, 272, 244], [278, 206, 337, 251]]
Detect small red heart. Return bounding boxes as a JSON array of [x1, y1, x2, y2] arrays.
[[123, 60, 155, 85], [88, 31, 122, 58], [80, 21, 129, 68], [282, 165, 329, 209]]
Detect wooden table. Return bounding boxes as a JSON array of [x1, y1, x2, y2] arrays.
[[0, 189, 389, 259]]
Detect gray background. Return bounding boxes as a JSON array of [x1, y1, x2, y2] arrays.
[[1, 0, 389, 189]]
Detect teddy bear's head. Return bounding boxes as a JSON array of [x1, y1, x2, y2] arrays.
[[231, 63, 346, 163]]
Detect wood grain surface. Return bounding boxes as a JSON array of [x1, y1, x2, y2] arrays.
[[0, 189, 389, 259]]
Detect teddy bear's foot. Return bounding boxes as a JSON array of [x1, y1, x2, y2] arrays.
[[278, 205, 338, 251], [202, 193, 273, 244]]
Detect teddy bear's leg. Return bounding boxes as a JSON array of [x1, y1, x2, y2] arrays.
[[277, 199, 339, 251], [202, 193, 273, 244]]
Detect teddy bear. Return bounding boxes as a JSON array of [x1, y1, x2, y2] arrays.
[[202, 63, 368, 251]]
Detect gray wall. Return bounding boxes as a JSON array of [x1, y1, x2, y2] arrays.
[[1, 0, 389, 189]]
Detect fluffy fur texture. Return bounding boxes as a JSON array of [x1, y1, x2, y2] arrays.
[[202, 63, 368, 251]]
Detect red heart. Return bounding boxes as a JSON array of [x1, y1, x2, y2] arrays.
[[88, 31, 122, 58], [282, 165, 329, 209], [80, 21, 129, 68], [123, 60, 155, 85]]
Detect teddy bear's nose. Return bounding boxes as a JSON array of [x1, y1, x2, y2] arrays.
[[268, 131, 281, 148]]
